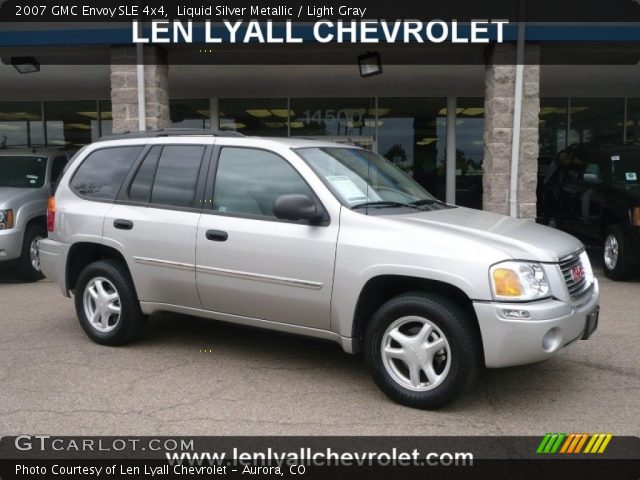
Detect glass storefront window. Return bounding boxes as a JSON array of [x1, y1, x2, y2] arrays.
[[99, 100, 113, 137], [376, 97, 447, 200], [0, 102, 44, 148], [539, 98, 568, 176], [627, 98, 640, 144], [45, 101, 99, 148], [290, 98, 375, 149], [170, 99, 209, 129], [568, 98, 625, 145], [455, 98, 485, 209], [219, 98, 288, 136]]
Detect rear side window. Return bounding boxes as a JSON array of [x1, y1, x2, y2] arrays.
[[71, 146, 143, 200], [128, 146, 161, 203], [150, 145, 205, 208]]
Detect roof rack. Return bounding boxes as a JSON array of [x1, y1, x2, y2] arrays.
[[99, 128, 245, 141]]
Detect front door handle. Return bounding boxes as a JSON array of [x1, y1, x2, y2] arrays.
[[206, 229, 228, 242], [114, 219, 133, 230]]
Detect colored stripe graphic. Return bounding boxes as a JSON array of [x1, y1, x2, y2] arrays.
[[537, 433, 566, 453], [539, 433, 613, 454]]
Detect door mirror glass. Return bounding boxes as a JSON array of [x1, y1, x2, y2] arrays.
[[583, 163, 602, 184], [273, 194, 321, 223]]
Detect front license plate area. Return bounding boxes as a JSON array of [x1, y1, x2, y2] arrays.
[[581, 306, 599, 340]]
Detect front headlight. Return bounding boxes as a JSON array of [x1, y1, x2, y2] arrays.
[[490, 261, 550, 301], [0, 209, 14, 230]]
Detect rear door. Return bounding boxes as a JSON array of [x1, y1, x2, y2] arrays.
[[194, 142, 339, 330], [103, 143, 210, 309]]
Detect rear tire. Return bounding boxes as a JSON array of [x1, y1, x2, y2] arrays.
[[74, 259, 144, 345], [603, 224, 633, 281], [17, 224, 46, 282], [364, 292, 481, 409]]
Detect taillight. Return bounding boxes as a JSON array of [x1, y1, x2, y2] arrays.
[[633, 207, 640, 227], [47, 196, 56, 232]]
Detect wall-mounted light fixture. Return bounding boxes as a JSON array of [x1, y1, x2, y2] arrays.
[[358, 51, 382, 78], [11, 57, 40, 74]]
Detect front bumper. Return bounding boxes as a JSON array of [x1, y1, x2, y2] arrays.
[[0, 228, 24, 262], [474, 279, 600, 368], [39, 238, 71, 297]]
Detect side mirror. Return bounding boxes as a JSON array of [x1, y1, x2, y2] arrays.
[[273, 194, 322, 223]]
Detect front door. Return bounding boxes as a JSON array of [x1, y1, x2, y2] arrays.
[[195, 145, 339, 329]]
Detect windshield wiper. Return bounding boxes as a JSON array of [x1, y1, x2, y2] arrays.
[[409, 199, 442, 206], [352, 201, 421, 210]]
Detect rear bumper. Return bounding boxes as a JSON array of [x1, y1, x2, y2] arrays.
[[0, 228, 24, 262], [39, 238, 71, 297], [474, 279, 599, 368]]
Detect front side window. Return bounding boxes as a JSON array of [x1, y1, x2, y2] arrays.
[[296, 147, 437, 209], [71, 146, 143, 200], [213, 147, 314, 218], [610, 153, 640, 184], [0, 156, 47, 188]]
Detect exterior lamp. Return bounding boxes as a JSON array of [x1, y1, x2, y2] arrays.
[[358, 51, 382, 78]]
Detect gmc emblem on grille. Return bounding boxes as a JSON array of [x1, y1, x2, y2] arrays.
[[571, 264, 585, 282]]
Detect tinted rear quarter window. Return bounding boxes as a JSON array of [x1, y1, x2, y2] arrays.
[[71, 146, 143, 200]]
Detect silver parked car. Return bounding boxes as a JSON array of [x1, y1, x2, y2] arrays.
[[0, 149, 69, 280], [39, 130, 600, 408]]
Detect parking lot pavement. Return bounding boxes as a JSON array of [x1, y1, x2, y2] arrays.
[[0, 261, 639, 437]]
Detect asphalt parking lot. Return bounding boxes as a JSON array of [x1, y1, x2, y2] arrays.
[[1, 253, 639, 436]]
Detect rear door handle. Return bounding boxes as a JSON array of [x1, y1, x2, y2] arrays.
[[114, 219, 133, 230], [206, 229, 228, 242]]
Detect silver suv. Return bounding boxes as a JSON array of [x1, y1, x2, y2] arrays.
[[39, 129, 600, 409], [0, 149, 69, 280]]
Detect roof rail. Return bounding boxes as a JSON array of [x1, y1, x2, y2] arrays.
[[99, 128, 245, 141]]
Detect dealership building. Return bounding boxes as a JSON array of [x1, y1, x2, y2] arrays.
[[1, 23, 639, 217]]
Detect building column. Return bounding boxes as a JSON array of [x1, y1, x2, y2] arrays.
[[110, 46, 170, 133], [482, 43, 540, 219]]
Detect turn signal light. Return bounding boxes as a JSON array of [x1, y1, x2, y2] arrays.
[[632, 207, 640, 227], [47, 196, 56, 232], [492, 268, 523, 297]]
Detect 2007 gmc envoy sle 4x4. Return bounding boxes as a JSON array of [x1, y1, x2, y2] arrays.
[[39, 129, 600, 409]]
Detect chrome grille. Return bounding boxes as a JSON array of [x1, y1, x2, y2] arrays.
[[559, 253, 592, 301]]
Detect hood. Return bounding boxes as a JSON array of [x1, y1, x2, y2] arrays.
[[0, 186, 46, 210], [391, 206, 583, 263]]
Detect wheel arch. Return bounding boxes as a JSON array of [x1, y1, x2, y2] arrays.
[[66, 242, 130, 293], [350, 274, 483, 357]]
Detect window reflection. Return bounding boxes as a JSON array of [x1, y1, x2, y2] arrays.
[[170, 99, 209, 129], [219, 98, 288, 136], [455, 98, 485, 209], [569, 98, 624, 145], [290, 98, 375, 149], [0, 102, 44, 148], [45, 101, 98, 147], [539, 98, 568, 177], [376, 98, 447, 200]]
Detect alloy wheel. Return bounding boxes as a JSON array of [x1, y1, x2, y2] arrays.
[[604, 234, 619, 270], [381, 316, 451, 391], [83, 277, 122, 333]]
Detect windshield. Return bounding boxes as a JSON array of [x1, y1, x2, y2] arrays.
[[0, 156, 47, 188], [610, 155, 640, 184], [296, 147, 437, 208]]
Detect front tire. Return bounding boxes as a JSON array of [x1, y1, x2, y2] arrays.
[[17, 224, 46, 281], [364, 292, 481, 409], [74, 259, 144, 345], [603, 224, 633, 280]]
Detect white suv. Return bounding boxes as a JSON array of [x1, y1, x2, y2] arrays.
[[39, 129, 600, 409]]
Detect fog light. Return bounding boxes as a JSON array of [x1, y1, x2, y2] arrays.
[[542, 327, 563, 353], [0, 250, 7, 258], [502, 309, 531, 319]]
